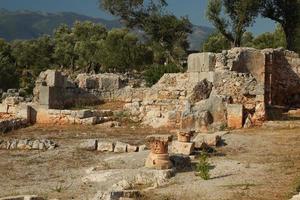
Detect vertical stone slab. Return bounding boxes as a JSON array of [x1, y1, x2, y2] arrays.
[[227, 104, 243, 129], [39, 86, 50, 108], [187, 53, 216, 73]]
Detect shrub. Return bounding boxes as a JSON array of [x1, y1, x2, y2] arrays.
[[195, 153, 210, 180], [144, 64, 182, 87]]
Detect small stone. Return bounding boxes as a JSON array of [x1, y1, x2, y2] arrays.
[[48, 145, 56, 150], [97, 141, 114, 152], [127, 144, 138, 152], [38, 142, 45, 150], [9, 140, 18, 149], [114, 142, 127, 153], [170, 141, 194, 155], [192, 131, 228, 148], [138, 144, 147, 151], [17, 139, 28, 149], [80, 139, 97, 151], [32, 140, 40, 150]]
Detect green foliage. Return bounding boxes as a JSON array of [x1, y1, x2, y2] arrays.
[[202, 32, 231, 52], [0, 39, 19, 91], [144, 14, 192, 65], [202, 25, 287, 52], [100, 0, 192, 65], [206, 0, 261, 47], [100, 28, 152, 72], [195, 153, 211, 180], [260, 0, 300, 52], [144, 64, 182, 86], [251, 25, 287, 49]]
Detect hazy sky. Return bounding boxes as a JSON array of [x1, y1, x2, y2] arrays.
[[0, 0, 276, 35]]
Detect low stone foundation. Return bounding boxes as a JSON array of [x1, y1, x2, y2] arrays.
[[0, 139, 57, 150]]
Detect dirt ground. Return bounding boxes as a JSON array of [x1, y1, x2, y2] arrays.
[[0, 123, 300, 200]]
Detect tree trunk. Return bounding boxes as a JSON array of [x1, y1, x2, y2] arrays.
[[283, 25, 296, 51]]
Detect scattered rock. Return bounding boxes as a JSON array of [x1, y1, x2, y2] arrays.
[[170, 141, 194, 155], [0, 195, 44, 200], [127, 144, 138, 153], [114, 142, 127, 153], [192, 131, 228, 148], [81, 139, 97, 151], [97, 141, 115, 152]]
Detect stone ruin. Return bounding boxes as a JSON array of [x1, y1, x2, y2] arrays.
[[0, 47, 299, 131], [124, 47, 300, 131]]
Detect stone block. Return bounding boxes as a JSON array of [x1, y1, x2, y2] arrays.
[[32, 140, 40, 150], [0, 195, 44, 200], [170, 141, 194, 155], [192, 131, 228, 148], [188, 53, 216, 73], [138, 144, 147, 151], [114, 141, 127, 153], [80, 117, 98, 125], [77, 109, 93, 119], [97, 141, 114, 152], [80, 139, 97, 151], [39, 86, 64, 109], [45, 70, 64, 87], [227, 104, 243, 129], [98, 74, 122, 91], [127, 144, 138, 152], [17, 139, 28, 150]]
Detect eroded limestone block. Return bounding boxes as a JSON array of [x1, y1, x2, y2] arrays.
[[127, 144, 138, 152], [81, 139, 97, 151], [188, 53, 216, 73], [170, 141, 194, 156], [97, 141, 114, 152], [192, 131, 228, 148], [227, 104, 243, 129], [0, 195, 44, 200], [114, 142, 127, 153]]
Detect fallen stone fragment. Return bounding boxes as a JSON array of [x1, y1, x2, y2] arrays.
[[32, 140, 40, 150], [114, 142, 127, 153], [170, 141, 194, 155], [93, 190, 140, 200], [17, 139, 28, 149], [127, 144, 138, 153], [0, 195, 44, 200], [81, 139, 97, 151], [138, 144, 147, 151], [9, 140, 18, 149], [192, 131, 229, 148], [97, 141, 114, 152]]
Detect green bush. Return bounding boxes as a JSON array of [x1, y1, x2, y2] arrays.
[[195, 153, 211, 180], [144, 64, 182, 87]]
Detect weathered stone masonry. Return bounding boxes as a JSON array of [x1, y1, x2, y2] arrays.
[[125, 48, 300, 130]]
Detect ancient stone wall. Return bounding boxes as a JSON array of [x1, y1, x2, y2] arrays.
[[125, 48, 300, 130], [33, 70, 101, 109], [263, 49, 300, 107]]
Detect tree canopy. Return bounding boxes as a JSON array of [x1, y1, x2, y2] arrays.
[[206, 0, 261, 47]]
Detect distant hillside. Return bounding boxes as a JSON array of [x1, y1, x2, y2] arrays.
[[0, 9, 214, 51]]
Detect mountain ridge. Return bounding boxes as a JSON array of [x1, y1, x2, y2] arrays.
[[0, 9, 214, 51]]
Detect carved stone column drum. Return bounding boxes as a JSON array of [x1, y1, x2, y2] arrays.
[[145, 134, 173, 170]]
